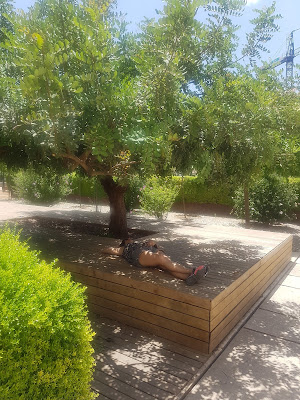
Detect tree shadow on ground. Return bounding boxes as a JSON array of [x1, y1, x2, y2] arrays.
[[188, 328, 300, 400], [90, 314, 209, 400], [8, 216, 271, 299]]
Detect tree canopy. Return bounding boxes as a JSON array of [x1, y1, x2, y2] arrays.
[[0, 0, 299, 233]]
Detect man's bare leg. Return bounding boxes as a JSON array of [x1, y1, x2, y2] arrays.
[[138, 251, 192, 280]]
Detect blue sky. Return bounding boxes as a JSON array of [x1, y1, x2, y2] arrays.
[[13, 0, 300, 68]]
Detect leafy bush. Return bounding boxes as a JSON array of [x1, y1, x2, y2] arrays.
[[233, 174, 298, 223], [140, 176, 180, 218], [124, 175, 143, 212], [69, 173, 106, 200], [13, 168, 72, 204], [0, 227, 95, 400], [289, 177, 300, 201], [68, 174, 237, 208]]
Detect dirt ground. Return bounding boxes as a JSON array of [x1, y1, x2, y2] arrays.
[[1, 199, 300, 266]]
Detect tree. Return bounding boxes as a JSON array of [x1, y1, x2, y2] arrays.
[[0, 0, 289, 234], [1, 0, 184, 236], [169, 1, 286, 224], [0, 0, 13, 43], [189, 71, 296, 224]]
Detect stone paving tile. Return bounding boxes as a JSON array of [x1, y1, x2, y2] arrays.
[[184, 329, 300, 400], [245, 308, 300, 344], [280, 275, 300, 289], [260, 286, 300, 319], [289, 263, 300, 277]]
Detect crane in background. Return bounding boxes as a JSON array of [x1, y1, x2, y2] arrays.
[[263, 28, 300, 80]]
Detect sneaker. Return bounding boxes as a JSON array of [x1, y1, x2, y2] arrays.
[[185, 265, 209, 286]]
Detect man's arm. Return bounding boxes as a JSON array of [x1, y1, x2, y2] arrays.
[[101, 247, 124, 256]]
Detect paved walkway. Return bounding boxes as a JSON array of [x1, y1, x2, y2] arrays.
[[1, 199, 299, 399], [182, 253, 300, 400]]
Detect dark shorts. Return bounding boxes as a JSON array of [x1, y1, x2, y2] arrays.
[[122, 242, 158, 268]]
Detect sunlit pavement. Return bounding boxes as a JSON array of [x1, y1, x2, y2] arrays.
[[0, 199, 110, 223], [184, 254, 300, 400]]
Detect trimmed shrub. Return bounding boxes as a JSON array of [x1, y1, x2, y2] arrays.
[[0, 227, 95, 400], [233, 174, 298, 223], [12, 168, 72, 204], [140, 176, 180, 218], [174, 176, 235, 206], [70, 173, 106, 200], [68, 174, 237, 209]]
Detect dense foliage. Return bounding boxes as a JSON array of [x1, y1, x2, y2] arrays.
[[70, 173, 106, 201], [12, 168, 72, 204], [140, 175, 180, 218], [67, 173, 300, 215], [0, 227, 95, 400], [124, 175, 143, 212], [175, 176, 234, 205]]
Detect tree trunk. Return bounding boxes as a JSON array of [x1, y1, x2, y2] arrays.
[[181, 175, 187, 219], [244, 182, 250, 227], [100, 176, 128, 238]]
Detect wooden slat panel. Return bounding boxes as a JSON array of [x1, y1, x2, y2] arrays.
[[92, 313, 208, 364], [58, 236, 292, 355], [88, 294, 210, 342], [96, 361, 175, 399], [60, 260, 212, 309], [210, 236, 292, 316], [91, 314, 210, 400], [85, 285, 209, 331], [68, 269, 210, 321], [210, 243, 292, 328], [58, 261, 211, 310], [89, 303, 210, 353], [96, 348, 192, 389], [95, 336, 196, 380], [93, 369, 157, 400], [209, 257, 291, 352], [94, 366, 171, 400]]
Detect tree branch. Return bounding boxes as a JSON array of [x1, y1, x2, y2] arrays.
[[56, 151, 110, 177]]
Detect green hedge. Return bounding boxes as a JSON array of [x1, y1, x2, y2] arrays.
[[0, 227, 95, 400], [70, 173, 106, 200], [173, 176, 235, 206], [69, 174, 236, 206], [68, 174, 300, 210]]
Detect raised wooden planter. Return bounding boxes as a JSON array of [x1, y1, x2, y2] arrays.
[[60, 234, 292, 354]]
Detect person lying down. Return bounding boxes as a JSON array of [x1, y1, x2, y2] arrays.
[[102, 238, 208, 286]]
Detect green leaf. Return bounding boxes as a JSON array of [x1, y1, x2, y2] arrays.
[[32, 32, 44, 50]]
